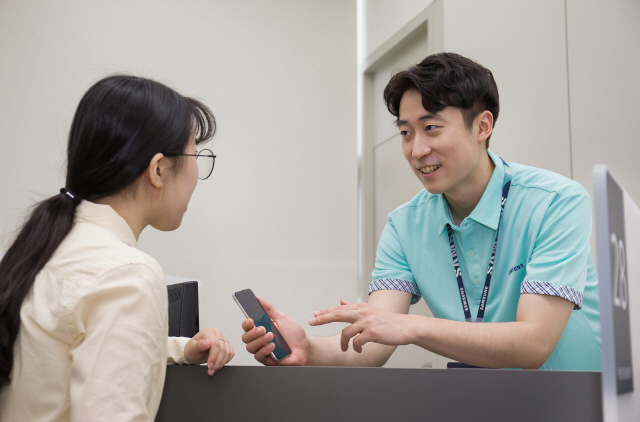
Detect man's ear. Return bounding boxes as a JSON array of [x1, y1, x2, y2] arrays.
[[147, 153, 167, 189], [477, 111, 494, 145]]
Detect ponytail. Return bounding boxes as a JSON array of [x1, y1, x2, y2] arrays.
[[0, 192, 78, 385]]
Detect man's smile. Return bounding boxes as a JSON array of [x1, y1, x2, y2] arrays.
[[418, 164, 441, 174]]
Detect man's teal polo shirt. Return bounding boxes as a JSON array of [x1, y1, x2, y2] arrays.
[[369, 150, 601, 371]]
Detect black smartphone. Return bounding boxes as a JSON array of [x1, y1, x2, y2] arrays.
[[232, 289, 292, 361]]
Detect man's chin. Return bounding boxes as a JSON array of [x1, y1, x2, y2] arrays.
[[413, 171, 445, 195], [418, 179, 445, 195]]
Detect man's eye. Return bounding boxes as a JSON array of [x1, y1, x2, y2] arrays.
[[426, 125, 437, 131], [400, 130, 410, 136]]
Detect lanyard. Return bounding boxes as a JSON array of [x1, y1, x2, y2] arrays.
[[446, 159, 512, 322]]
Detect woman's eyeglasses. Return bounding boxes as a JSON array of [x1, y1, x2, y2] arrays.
[[167, 148, 216, 180]]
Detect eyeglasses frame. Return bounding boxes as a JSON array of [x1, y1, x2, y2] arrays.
[[165, 148, 216, 180]]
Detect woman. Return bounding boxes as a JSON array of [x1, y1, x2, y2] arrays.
[[0, 75, 233, 421]]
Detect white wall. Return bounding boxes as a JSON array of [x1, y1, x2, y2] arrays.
[[0, 0, 357, 365], [567, 0, 640, 206]]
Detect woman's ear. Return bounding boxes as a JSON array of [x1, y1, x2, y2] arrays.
[[147, 153, 166, 189]]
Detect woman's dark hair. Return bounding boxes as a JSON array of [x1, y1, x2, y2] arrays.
[[0, 75, 215, 385], [383, 52, 500, 147]]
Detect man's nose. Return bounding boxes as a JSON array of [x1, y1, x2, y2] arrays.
[[412, 134, 431, 159]]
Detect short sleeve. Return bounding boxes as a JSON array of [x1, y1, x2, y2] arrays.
[[521, 185, 592, 309], [370, 217, 422, 304], [69, 263, 168, 422]]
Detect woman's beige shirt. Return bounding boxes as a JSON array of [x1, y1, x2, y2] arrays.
[[0, 201, 189, 421]]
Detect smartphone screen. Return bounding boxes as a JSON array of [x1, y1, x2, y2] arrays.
[[233, 289, 292, 361]]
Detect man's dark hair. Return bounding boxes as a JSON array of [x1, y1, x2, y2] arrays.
[[383, 52, 500, 147]]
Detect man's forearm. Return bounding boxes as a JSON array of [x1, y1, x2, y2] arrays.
[[409, 316, 552, 369], [409, 294, 575, 369], [306, 334, 396, 367], [306, 315, 549, 369]]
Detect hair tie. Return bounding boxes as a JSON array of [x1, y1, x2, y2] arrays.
[[60, 188, 81, 206]]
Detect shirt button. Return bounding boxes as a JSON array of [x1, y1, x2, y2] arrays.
[[474, 278, 480, 284], [469, 250, 474, 256]]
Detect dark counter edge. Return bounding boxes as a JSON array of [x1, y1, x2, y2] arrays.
[[156, 365, 602, 422]]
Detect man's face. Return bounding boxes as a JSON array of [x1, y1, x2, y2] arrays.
[[397, 89, 489, 197]]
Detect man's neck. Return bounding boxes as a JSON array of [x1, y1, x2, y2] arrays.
[[445, 153, 495, 226]]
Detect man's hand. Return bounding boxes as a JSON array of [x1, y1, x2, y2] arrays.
[[241, 297, 309, 366], [184, 327, 234, 375], [309, 299, 411, 352]]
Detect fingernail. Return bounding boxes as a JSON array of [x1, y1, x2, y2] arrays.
[[309, 318, 317, 325], [313, 311, 321, 316], [209, 369, 215, 376], [263, 332, 272, 340], [208, 362, 214, 369]]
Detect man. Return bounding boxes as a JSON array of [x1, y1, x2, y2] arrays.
[[241, 52, 600, 370]]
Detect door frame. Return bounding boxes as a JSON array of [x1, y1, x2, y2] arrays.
[[357, 1, 444, 301]]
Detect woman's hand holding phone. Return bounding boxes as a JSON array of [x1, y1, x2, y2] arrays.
[[241, 296, 310, 366]]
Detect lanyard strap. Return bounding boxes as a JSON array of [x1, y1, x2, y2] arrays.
[[446, 159, 512, 322]]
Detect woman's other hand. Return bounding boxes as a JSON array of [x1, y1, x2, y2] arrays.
[[184, 327, 234, 375]]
